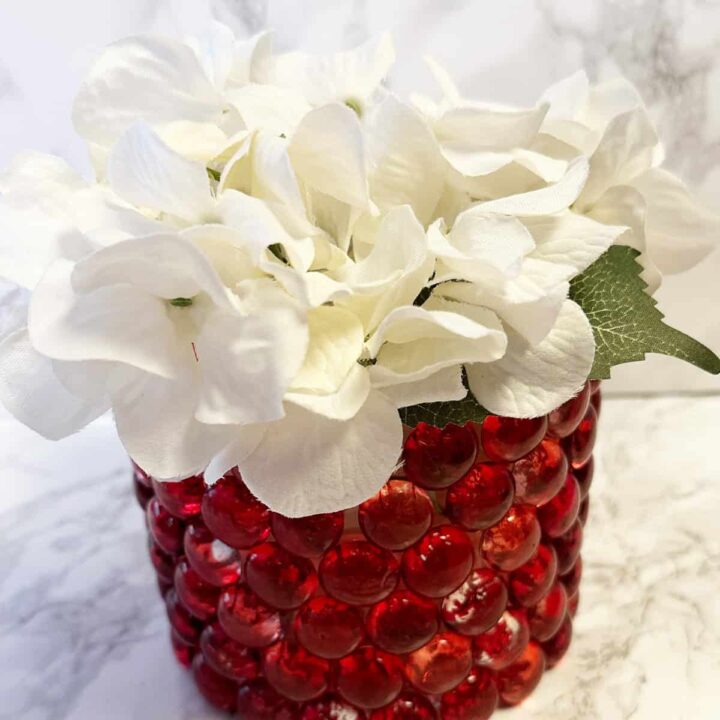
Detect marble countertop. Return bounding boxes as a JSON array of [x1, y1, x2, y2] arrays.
[[1, 395, 719, 719]]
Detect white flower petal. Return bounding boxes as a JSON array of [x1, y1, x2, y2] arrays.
[[73, 35, 222, 148], [289, 103, 369, 208], [239, 390, 403, 517], [476, 156, 589, 216], [366, 96, 445, 224], [630, 168, 720, 274], [204, 425, 268, 484], [29, 259, 181, 377], [226, 84, 311, 136], [108, 123, 213, 220], [466, 299, 595, 417], [0, 328, 109, 440], [379, 365, 467, 409]]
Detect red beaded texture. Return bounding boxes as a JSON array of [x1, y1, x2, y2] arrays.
[[135, 394, 598, 716]]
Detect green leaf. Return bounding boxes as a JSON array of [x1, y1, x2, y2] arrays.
[[400, 379, 490, 428], [570, 245, 720, 379]]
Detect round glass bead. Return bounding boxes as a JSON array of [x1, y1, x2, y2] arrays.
[[474, 609, 530, 670], [405, 631, 473, 695], [218, 584, 282, 648], [146, 497, 184, 555], [367, 590, 439, 654], [148, 539, 175, 583], [270, 511, 344, 558], [200, 622, 259, 683], [368, 692, 438, 719], [528, 581, 568, 642], [134, 473, 153, 509], [554, 520, 583, 575], [302, 696, 364, 720], [191, 654, 238, 712], [480, 415, 548, 462], [591, 387, 602, 416], [579, 496, 590, 526], [445, 464, 514, 531], [561, 556, 583, 599], [337, 646, 405, 709], [174, 558, 220, 621], [295, 596, 364, 659], [403, 423, 477, 490], [245, 543, 318, 610], [402, 525, 474, 598], [537, 473, 580, 538], [319, 540, 399, 605], [568, 591, 580, 618], [541, 615, 573, 668], [359, 480, 434, 550], [152, 474, 205, 519], [236, 679, 297, 720], [547, 382, 591, 438], [565, 405, 598, 468], [166, 589, 203, 644], [170, 629, 195, 668], [183, 521, 241, 587], [440, 666, 499, 720], [512, 438, 568, 506], [574, 455, 594, 499], [496, 642, 546, 706], [263, 639, 331, 702], [508, 543, 558, 607], [481, 504, 541, 571], [201, 470, 270, 549], [441, 568, 508, 636]]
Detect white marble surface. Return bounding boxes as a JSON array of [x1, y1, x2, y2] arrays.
[[1, 395, 719, 719], [0, 0, 719, 393]]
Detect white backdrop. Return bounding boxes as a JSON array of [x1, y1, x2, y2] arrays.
[[1, 0, 718, 394]]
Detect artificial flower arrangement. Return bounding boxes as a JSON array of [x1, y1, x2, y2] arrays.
[[0, 24, 718, 719]]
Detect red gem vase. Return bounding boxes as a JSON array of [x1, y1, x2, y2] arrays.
[[136, 384, 598, 716]]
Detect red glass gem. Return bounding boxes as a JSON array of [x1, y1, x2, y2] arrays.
[[166, 588, 204, 643], [337, 646, 405, 709], [474, 609, 530, 670], [201, 470, 270, 549], [402, 525, 474, 598], [152, 474, 205, 519], [589, 379, 601, 394], [482, 505, 541, 571], [295, 596, 364, 659], [445, 464, 514, 530], [191, 654, 238, 712], [480, 415, 548, 462], [574, 455, 594, 499], [302, 696, 364, 720], [591, 387, 602, 417], [367, 590, 439, 654], [170, 628, 195, 668], [554, 520, 583, 575], [359, 480, 434, 550], [134, 473, 153, 509], [245, 543, 318, 610], [368, 692, 438, 719], [263, 639, 330, 702], [561, 557, 583, 599], [547, 382, 591, 438], [132, 462, 152, 487], [541, 615, 573, 668], [271, 511, 344, 558], [405, 631, 473, 695], [537, 473, 580, 538], [568, 591, 580, 618], [148, 539, 175, 583], [440, 666, 499, 720], [566, 405, 598, 468], [184, 522, 241, 587], [319, 541, 399, 605], [174, 558, 220, 621], [441, 569, 508, 636], [218, 584, 282, 648], [236, 679, 296, 720], [508, 543, 558, 607], [528, 581, 568, 641], [157, 577, 173, 598], [403, 423, 477, 490], [146, 497, 184, 555], [512, 438, 568, 506], [200, 622, 259, 683], [579, 496, 590, 526], [497, 642, 546, 706]]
